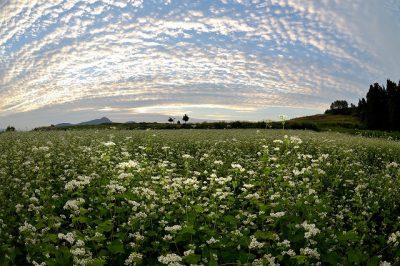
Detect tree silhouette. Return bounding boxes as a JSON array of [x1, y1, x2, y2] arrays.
[[168, 117, 175, 124], [5, 126, 15, 132], [356, 79, 400, 131], [365, 83, 388, 129], [330, 100, 349, 110], [182, 114, 189, 124], [387, 79, 400, 130]]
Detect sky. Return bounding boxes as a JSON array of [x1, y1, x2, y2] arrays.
[[1, 0, 400, 129]]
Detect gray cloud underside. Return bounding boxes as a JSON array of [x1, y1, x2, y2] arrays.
[[1, 0, 399, 118]]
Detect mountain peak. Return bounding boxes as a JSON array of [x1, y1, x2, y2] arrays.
[[56, 117, 113, 127]]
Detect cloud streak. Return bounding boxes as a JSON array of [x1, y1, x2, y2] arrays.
[[0, 0, 399, 127]]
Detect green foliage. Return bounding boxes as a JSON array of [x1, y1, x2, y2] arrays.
[[0, 129, 400, 265]]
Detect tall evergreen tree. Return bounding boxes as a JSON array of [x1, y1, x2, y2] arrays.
[[365, 83, 388, 129], [386, 80, 399, 130]]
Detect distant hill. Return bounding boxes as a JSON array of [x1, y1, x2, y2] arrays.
[[55, 123, 73, 127], [78, 117, 112, 125], [288, 114, 363, 129], [56, 117, 113, 127]]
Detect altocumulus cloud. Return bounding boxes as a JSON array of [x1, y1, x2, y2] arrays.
[[0, 0, 399, 127]]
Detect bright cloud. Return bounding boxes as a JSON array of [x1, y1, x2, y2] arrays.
[[0, 0, 399, 127]]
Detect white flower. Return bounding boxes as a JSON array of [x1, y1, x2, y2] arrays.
[[63, 198, 85, 213], [19, 221, 36, 233], [158, 253, 183, 265], [165, 225, 182, 233], [231, 163, 245, 172], [300, 247, 320, 259], [387, 231, 400, 247], [270, 211, 285, 218], [213, 160, 224, 165], [106, 182, 127, 194], [249, 236, 265, 249], [289, 136, 303, 144], [125, 252, 143, 265], [206, 237, 219, 244], [301, 221, 321, 239], [118, 160, 138, 169], [103, 141, 116, 147], [58, 232, 76, 244], [65, 175, 92, 191]]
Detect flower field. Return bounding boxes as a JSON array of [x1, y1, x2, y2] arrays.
[[1, 129, 399, 266]]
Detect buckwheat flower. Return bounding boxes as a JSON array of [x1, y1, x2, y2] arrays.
[[19, 221, 36, 233], [131, 232, 145, 241], [300, 247, 320, 259], [243, 183, 255, 189], [118, 160, 138, 169], [290, 136, 303, 144], [282, 249, 296, 257], [118, 173, 133, 179], [183, 249, 195, 256], [231, 163, 245, 172], [270, 211, 285, 218], [15, 203, 24, 213], [32, 261, 46, 266], [63, 198, 85, 213], [125, 252, 143, 265], [162, 234, 173, 241], [76, 240, 85, 247], [263, 254, 279, 266], [308, 189, 316, 195], [106, 182, 127, 194], [386, 162, 398, 169], [206, 237, 219, 244], [103, 141, 116, 147], [273, 139, 283, 144], [249, 236, 265, 249], [301, 221, 321, 238], [158, 253, 183, 265], [213, 160, 224, 165], [71, 247, 86, 256], [182, 154, 193, 159], [29, 196, 39, 203], [165, 225, 182, 233], [65, 175, 92, 191], [387, 231, 400, 247], [58, 232, 76, 244], [380, 261, 392, 266], [38, 146, 50, 152]]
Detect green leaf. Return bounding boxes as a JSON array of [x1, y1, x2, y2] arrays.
[[73, 216, 89, 224], [321, 252, 340, 265], [88, 258, 106, 266], [107, 240, 125, 254], [348, 248, 364, 263], [367, 257, 380, 266], [294, 255, 308, 264], [193, 205, 204, 213], [255, 230, 276, 240], [97, 220, 113, 232], [223, 215, 237, 226], [45, 233, 58, 242], [183, 254, 201, 264]]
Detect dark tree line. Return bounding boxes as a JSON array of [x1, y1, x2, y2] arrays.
[[358, 80, 400, 130], [328, 79, 400, 131]]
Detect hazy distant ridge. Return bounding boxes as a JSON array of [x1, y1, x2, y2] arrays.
[[56, 117, 112, 127]]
